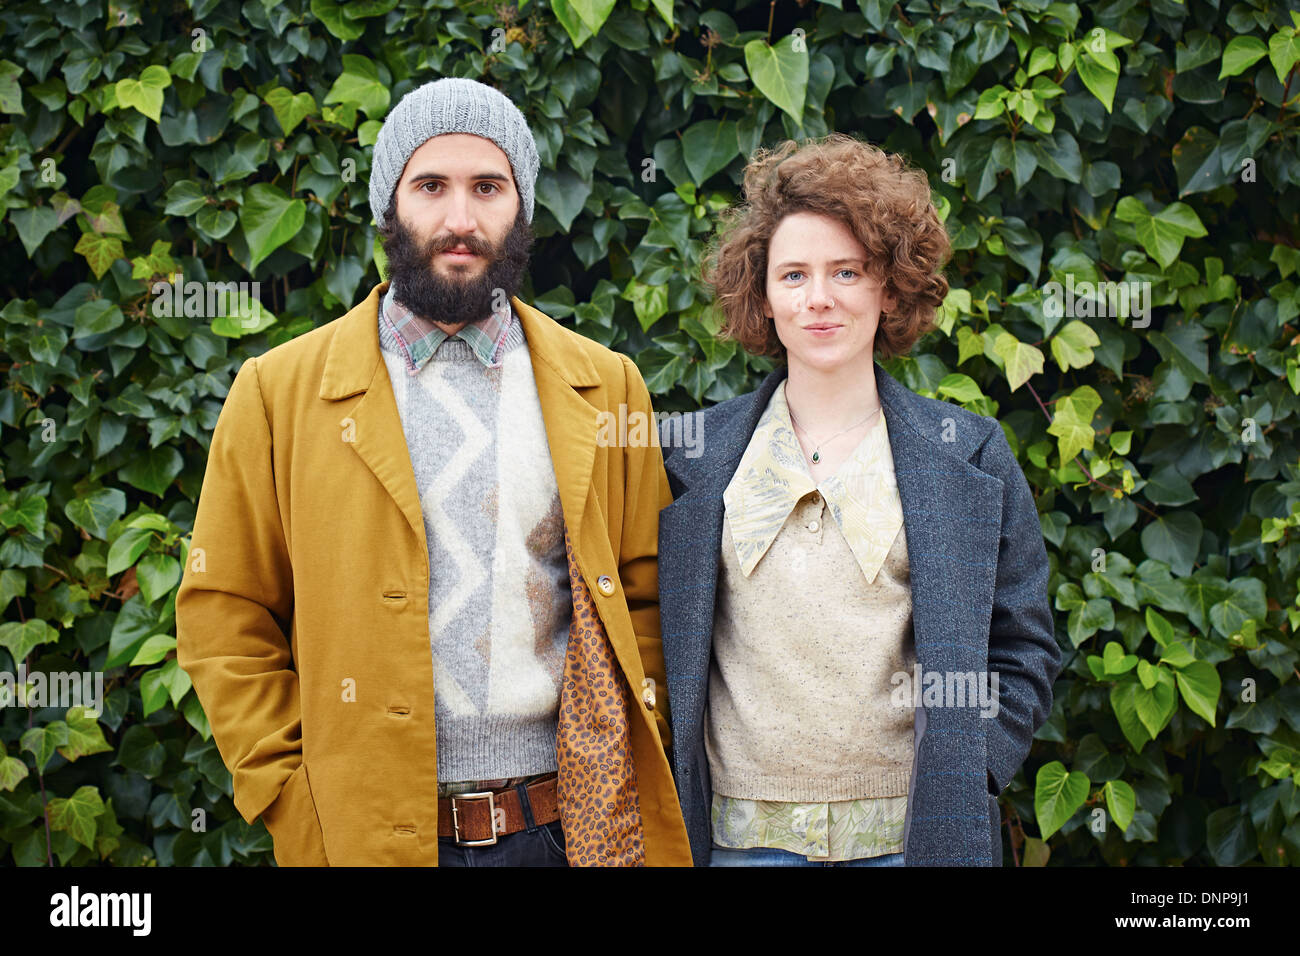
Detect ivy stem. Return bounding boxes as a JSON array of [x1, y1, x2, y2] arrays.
[[1278, 63, 1297, 125], [24, 651, 54, 867], [51, 125, 80, 159]]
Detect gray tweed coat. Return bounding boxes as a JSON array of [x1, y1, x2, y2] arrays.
[[657, 360, 1061, 866]]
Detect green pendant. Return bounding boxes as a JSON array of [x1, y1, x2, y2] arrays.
[[811, 450, 820, 463]]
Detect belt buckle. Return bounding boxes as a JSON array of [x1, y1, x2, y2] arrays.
[[450, 790, 499, 846]]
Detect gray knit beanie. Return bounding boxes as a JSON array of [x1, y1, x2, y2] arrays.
[[369, 77, 540, 229]]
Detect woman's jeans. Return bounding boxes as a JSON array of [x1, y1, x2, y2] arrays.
[[709, 844, 905, 867]]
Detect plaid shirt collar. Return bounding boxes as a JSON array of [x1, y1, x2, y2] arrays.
[[379, 283, 515, 374]]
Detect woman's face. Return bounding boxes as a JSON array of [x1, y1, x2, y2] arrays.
[[764, 211, 896, 375]]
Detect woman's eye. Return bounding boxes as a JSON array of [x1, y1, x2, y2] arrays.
[[783, 269, 859, 281]]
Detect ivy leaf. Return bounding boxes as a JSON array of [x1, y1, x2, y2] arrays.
[[1103, 779, 1136, 831], [159, 657, 192, 706], [1047, 384, 1101, 463], [195, 206, 237, 241], [1050, 319, 1100, 371], [936, 373, 984, 404], [1171, 126, 1235, 197], [568, 0, 617, 36], [680, 119, 739, 187], [0, 619, 60, 663], [550, 0, 595, 47], [59, 707, 113, 763], [1205, 807, 1255, 865], [238, 183, 306, 273], [139, 666, 169, 717], [73, 298, 125, 337], [1175, 660, 1221, 726], [135, 553, 180, 606], [1102, 641, 1138, 675], [993, 331, 1044, 391], [1110, 682, 1152, 752], [1219, 36, 1268, 79], [322, 54, 390, 119], [47, 784, 104, 849], [1134, 670, 1178, 738], [64, 488, 126, 542], [1114, 197, 1208, 269], [113, 65, 170, 122], [264, 88, 317, 137], [130, 633, 176, 666], [1035, 760, 1090, 838], [623, 278, 669, 331], [1159, 640, 1197, 668], [648, 0, 673, 29], [0, 58, 22, 113], [0, 755, 28, 791], [73, 233, 124, 279], [310, 0, 365, 40], [744, 35, 808, 123], [20, 721, 69, 772], [1140, 512, 1203, 578], [1075, 48, 1119, 112], [11, 206, 59, 256], [535, 164, 593, 232], [1268, 28, 1300, 84]]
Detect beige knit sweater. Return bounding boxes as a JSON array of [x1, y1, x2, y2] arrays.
[[705, 492, 916, 801]]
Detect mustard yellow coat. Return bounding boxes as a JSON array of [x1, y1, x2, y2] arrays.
[[175, 282, 692, 866]]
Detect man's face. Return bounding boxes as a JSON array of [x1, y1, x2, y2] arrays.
[[380, 133, 533, 329]]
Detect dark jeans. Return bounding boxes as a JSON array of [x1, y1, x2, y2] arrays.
[[438, 819, 568, 867]]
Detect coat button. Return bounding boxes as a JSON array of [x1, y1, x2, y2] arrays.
[[641, 677, 656, 709], [596, 574, 615, 595], [807, 520, 820, 533]]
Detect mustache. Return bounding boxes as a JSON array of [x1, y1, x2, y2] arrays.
[[428, 233, 495, 257]]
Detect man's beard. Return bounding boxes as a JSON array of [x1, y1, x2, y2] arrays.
[[380, 206, 533, 326]]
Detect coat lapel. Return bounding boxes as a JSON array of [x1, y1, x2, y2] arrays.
[[873, 365, 1003, 671], [658, 367, 785, 723], [319, 282, 427, 555]]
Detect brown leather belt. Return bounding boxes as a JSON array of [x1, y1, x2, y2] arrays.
[[437, 774, 560, 845]]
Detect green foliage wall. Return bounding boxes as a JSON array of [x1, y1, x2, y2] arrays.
[[1, 0, 1299, 866]]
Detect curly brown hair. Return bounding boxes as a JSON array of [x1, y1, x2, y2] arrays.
[[700, 132, 951, 360]]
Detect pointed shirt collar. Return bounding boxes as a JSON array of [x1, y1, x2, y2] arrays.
[[379, 283, 515, 374], [722, 379, 904, 583]]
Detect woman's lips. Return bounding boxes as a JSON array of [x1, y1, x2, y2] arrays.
[[806, 324, 842, 336]]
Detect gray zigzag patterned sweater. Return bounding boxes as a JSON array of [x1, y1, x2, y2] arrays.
[[378, 306, 572, 782]]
